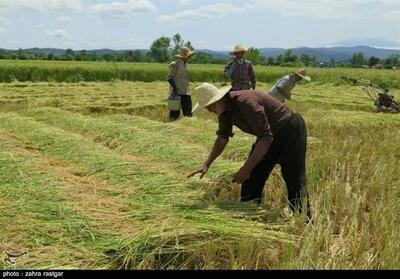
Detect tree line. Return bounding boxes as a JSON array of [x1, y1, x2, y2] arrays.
[[0, 33, 399, 68]]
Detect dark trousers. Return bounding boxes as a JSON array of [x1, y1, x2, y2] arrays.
[[170, 95, 193, 120], [241, 113, 311, 217]]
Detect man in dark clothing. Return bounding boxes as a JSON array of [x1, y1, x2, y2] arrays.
[[224, 44, 256, 91], [189, 83, 311, 219]]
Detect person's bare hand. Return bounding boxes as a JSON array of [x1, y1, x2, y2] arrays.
[[188, 165, 209, 179], [233, 166, 251, 184]]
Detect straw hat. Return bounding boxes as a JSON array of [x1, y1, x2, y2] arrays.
[[192, 83, 231, 114], [230, 44, 248, 55], [295, 68, 311, 82], [176, 47, 196, 59]]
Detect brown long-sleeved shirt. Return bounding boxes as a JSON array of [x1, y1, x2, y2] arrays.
[[217, 90, 294, 140], [224, 59, 256, 91]]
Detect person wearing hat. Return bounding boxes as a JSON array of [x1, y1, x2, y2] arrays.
[[269, 69, 311, 103], [224, 44, 256, 91], [188, 83, 311, 219], [167, 46, 196, 120]]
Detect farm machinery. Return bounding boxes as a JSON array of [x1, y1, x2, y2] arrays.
[[341, 75, 400, 113]]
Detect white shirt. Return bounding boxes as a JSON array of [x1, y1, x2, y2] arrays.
[[269, 74, 296, 102]]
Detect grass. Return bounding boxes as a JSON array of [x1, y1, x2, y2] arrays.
[[0, 60, 399, 88], [0, 79, 399, 269]]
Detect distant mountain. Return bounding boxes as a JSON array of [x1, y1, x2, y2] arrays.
[[201, 46, 400, 62], [197, 49, 228, 58], [331, 38, 400, 49], [2, 46, 400, 62], [259, 46, 400, 61]]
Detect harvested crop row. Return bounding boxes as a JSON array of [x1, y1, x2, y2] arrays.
[[0, 112, 295, 269], [0, 135, 109, 269]]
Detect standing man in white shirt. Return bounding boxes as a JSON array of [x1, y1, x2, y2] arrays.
[[168, 47, 196, 120], [269, 69, 311, 103]]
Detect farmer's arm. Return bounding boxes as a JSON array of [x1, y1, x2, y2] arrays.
[[167, 62, 178, 93], [188, 136, 229, 179], [249, 62, 256, 89], [234, 136, 272, 183], [224, 60, 236, 79], [189, 113, 232, 179], [168, 79, 178, 93], [234, 104, 274, 183]]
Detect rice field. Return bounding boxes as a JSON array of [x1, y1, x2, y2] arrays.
[[0, 60, 399, 89], [0, 77, 399, 269]]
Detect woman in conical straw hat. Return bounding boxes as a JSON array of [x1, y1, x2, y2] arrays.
[[189, 83, 311, 221]]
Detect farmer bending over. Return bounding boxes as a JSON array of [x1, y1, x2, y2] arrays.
[[269, 69, 311, 103], [188, 83, 311, 219]]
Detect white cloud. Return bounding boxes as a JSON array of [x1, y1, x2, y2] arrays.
[[89, 0, 157, 18], [0, 16, 11, 33], [157, 3, 254, 23], [0, 0, 83, 12], [253, 0, 400, 20], [178, 0, 194, 6], [159, 0, 400, 23], [46, 29, 68, 38], [58, 16, 73, 24]]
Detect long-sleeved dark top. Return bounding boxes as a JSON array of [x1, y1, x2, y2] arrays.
[[224, 59, 256, 91]]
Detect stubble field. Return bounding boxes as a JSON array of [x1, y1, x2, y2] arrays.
[[0, 64, 399, 269]]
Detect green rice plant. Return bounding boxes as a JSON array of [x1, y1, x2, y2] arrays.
[[1, 60, 399, 88]]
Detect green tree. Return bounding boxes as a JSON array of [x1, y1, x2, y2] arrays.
[[65, 49, 75, 61], [282, 49, 298, 63], [17, 49, 27, 60], [300, 54, 313, 66], [172, 33, 184, 56], [330, 59, 336, 68], [368, 56, 380, 67], [275, 54, 283, 65], [78, 50, 88, 61], [149, 36, 171, 63], [88, 52, 97, 61], [47, 53, 54, 60], [125, 50, 134, 62], [192, 52, 213, 64], [350, 52, 366, 67], [384, 54, 400, 67], [265, 56, 274, 66], [132, 50, 143, 62], [102, 53, 113, 62], [245, 47, 263, 65], [0, 49, 7, 59]]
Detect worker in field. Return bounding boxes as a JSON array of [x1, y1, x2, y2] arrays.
[[269, 69, 311, 103], [167, 46, 196, 121], [224, 44, 256, 91], [188, 83, 311, 220]]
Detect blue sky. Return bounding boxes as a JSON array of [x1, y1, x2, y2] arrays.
[[0, 0, 399, 50]]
